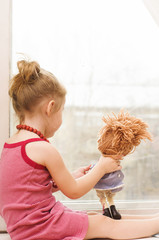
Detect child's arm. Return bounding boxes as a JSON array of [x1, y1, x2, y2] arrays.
[[51, 165, 91, 193], [45, 144, 121, 199], [26, 141, 121, 199]]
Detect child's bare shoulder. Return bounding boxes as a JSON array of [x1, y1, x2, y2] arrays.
[[26, 140, 62, 167]]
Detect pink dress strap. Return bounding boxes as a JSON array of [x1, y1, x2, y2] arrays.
[[4, 138, 46, 169]]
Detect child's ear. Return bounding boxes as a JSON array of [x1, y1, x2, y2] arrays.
[[46, 100, 55, 117]]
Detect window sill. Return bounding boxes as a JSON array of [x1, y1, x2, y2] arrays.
[[62, 199, 159, 213]]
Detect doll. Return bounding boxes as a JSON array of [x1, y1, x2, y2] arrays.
[[93, 110, 152, 219]]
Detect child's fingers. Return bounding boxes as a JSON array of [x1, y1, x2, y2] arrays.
[[84, 164, 91, 171], [113, 155, 123, 160], [117, 165, 122, 170], [116, 160, 121, 166], [115, 159, 122, 170], [84, 164, 92, 174]]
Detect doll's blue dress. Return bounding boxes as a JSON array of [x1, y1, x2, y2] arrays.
[[93, 170, 124, 193]]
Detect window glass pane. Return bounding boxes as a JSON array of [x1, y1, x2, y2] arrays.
[[12, 0, 159, 201]]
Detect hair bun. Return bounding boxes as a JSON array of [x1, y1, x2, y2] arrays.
[[17, 60, 40, 84]]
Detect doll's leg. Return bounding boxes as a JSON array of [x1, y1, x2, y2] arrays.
[[106, 191, 121, 220], [84, 214, 159, 240], [96, 190, 111, 218]]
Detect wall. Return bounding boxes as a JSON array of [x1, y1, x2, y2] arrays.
[[0, 0, 11, 153], [143, 0, 159, 26]]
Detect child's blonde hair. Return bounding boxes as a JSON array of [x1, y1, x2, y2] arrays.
[[9, 60, 66, 123]]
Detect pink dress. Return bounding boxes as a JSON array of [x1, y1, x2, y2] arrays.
[[0, 138, 88, 240]]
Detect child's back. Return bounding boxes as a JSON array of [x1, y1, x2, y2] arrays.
[[0, 138, 88, 240]]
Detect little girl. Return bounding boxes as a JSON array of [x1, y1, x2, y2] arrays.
[[0, 60, 159, 240]]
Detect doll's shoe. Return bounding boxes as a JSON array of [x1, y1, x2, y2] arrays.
[[103, 208, 112, 218], [110, 205, 121, 220], [153, 234, 159, 237]]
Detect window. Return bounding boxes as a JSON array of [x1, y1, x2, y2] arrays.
[[12, 0, 159, 203]]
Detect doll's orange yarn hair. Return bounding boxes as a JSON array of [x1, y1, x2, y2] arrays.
[[98, 111, 152, 157]]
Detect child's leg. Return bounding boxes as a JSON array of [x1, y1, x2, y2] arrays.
[[122, 211, 159, 220], [87, 210, 159, 219], [84, 214, 159, 240]]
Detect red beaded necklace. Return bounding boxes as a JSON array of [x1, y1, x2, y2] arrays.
[[16, 124, 49, 143]]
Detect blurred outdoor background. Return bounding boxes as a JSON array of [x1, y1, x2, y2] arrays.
[[11, 0, 159, 201]]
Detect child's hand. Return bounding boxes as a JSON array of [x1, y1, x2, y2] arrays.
[[98, 155, 122, 174], [72, 165, 91, 179]]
